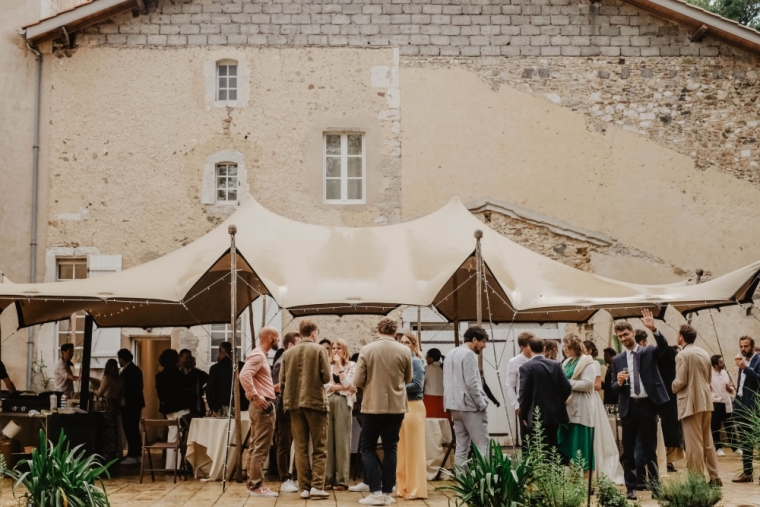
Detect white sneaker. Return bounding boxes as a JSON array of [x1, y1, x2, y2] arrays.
[[716, 448, 726, 457], [248, 487, 278, 498], [736, 449, 743, 455], [349, 482, 370, 492], [310, 488, 330, 499], [120, 457, 138, 465], [300, 490, 310, 499], [280, 480, 299, 493], [386, 495, 397, 504], [359, 493, 388, 506]]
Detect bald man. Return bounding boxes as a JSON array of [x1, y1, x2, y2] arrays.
[[240, 326, 280, 498]]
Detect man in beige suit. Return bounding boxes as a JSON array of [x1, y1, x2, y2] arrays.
[[672, 324, 721, 486], [354, 317, 413, 506]]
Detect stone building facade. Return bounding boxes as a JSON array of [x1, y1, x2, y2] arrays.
[[2, 0, 760, 412]]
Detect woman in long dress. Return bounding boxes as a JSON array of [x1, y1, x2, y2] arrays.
[[324, 339, 356, 490], [584, 341, 625, 484], [558, 334, 596, 473], [423, 348, 448, 420], [396, 333, 428, 500]]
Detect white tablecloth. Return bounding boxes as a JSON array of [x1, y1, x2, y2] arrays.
[[425, 418, 453, 480], [186, 413, 251, 481]]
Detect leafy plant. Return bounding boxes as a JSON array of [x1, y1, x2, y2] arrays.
[[7, 430, 115, 507], [31, 354, 52, 392], [594, 474, 635, 507], [686, 0, 760, 28], [524, 410, 588, 507], [649, 473, 721, 507], [440, 439, 534, 507], [732, 392, 760, 464]]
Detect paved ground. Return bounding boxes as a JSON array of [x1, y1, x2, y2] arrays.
[[0, 448, 758, 506]]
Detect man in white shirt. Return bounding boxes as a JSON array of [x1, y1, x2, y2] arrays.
[[732, 335, 760, 483], [505, 332, 533, 445]]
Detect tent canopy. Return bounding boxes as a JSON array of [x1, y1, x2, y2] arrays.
[[1, 195, 759, 332]]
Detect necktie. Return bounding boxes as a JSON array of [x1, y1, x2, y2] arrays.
[[633, 350, 641, 396]]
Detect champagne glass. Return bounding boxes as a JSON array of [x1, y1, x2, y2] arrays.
[[622, 367, 630, 385]]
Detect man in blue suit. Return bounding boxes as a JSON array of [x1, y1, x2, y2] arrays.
[[732, 335, 760, 483], [610, 309, 670, 500]]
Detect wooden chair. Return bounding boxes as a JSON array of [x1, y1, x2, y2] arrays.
[[139, 418, 187, 484]]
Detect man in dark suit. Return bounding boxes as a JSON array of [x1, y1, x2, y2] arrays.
[[518, 337, 572, 453], [602, 348, 619, 406], [118, 348, 145, 465], [732, 335, 760, 483], [610, 309, 670, 500]]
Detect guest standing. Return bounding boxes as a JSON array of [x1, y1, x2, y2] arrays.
[[205, 341, 249, 417], [519, 337, 571, 454], [96, 359, 125, 461], [444, 326, 490, 468], [602, 348, 619, 406], [732, 335, 760, 483], [609, 310, 670, 501], [543, 340, 559, 361], [354, 318, 413, 506], [118, 348, 144, 464], [558, 334, 596, 471], [155, 348, 193, 472], [324, 339, 356, 491], [179, 349, 208, 418], [319, 339, 332, 354], [272, 332, 300, 493], [396, 333, 428, 500], [671, 324, 721, 484], [54, 343, 79, 398], [506, 332, 534, 422], [240, 326, 280, 498], [280, 320, 331, 500], [710, 355, 735, 457], [423, 348, 446, 419]]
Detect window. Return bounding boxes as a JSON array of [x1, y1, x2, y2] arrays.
[[216, 163, 238, 203], [216, 61, 237, 101], [56, 259, 87, 349], [210, 320, 242, 364], [324, 133, 365, 204]]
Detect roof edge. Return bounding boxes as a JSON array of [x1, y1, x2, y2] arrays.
[[21, 0, 138, 45]]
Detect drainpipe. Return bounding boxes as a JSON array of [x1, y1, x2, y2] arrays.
[[25, 39, 42, 390]]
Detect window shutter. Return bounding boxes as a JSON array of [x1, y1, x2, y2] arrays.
[[202, 171, 216, 204], [87, 255, 123, 368]]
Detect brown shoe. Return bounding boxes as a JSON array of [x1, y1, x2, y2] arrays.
[[324, 484, 333, 491], [709, 478, 722, 487], [335, 485, 348, 491], [732, 474, 753, 483]]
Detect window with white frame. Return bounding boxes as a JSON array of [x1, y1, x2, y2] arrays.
[[56, 259, 87, 350], [216, 163, 238, 203], [216, 61, 238, 101], [210, 320, 242, 364], [324, 133, 365, 204]]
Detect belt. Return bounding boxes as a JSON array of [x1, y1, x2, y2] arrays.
[[632, 397, 651, 402]]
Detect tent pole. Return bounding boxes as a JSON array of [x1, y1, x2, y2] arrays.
[[453, 270, 460, 347], [417, 306, 421, 341], [475, 230, 483, 375], [79, 315, 93, 411]]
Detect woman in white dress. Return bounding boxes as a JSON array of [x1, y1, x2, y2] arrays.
[[584, 340, 625, 484]]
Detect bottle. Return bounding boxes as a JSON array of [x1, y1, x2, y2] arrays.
[[61, 394, 67, 409], [49, 394, 57, 411]]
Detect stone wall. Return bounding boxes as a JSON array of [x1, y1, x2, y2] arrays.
[[78, 0, 750, 59]]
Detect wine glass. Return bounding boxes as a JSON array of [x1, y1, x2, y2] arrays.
[[622, 367, 630, 385]]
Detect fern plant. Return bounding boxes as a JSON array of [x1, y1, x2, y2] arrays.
[[440, 439, 534, 507], [649, 472, 721, 507], [7, 430, 115, 507], [594, 474, 635, 507], [524, 410, 588, 507]]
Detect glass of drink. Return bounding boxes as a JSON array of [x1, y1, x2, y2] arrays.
[[622, 367, 630, 385]]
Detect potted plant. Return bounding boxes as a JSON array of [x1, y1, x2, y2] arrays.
[[7, 430, 115, 507]]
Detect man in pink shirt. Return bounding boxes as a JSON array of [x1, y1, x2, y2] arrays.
[[239, 326, 280, 497]]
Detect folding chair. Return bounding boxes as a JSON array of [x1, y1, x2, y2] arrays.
[[139, 418, 187, 483], [434, 419, 456, 481]]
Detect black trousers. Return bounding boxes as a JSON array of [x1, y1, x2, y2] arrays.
[[360, 413, 404, 494], [121, 406, 143, 458], [620, 398, 658, 492], [710, 402, 730, 450]]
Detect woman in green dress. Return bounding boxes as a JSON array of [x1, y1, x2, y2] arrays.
[[558, 333, 597, 473]]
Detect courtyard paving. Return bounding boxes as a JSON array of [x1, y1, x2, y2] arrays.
[[0, 449, 758, 506]]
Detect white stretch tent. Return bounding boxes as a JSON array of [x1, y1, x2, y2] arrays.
[[1, 195, 760, 334]]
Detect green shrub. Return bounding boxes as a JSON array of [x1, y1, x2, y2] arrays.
[[7, 430, 115, 507], [732, 393, 760, 464], [524, 412, 588, 507], [440, 439, 534, 507], [650, 473, 721, 507], [594, 474, 635, 507]]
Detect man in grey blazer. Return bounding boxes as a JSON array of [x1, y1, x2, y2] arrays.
[[443, 326, 490, 467]]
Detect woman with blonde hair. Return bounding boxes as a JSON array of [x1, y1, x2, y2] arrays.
[[396, 333, 428, 500], [557, 334, 596, 473], [323, 338, 356, 491]]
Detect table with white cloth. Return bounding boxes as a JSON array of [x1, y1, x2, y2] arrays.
[[186, 412, 251, 481], [425, 418, 453, 480]]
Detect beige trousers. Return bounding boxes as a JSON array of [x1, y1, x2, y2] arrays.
[[681, 411, 719, 480], [247, 402, 276, 489]]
